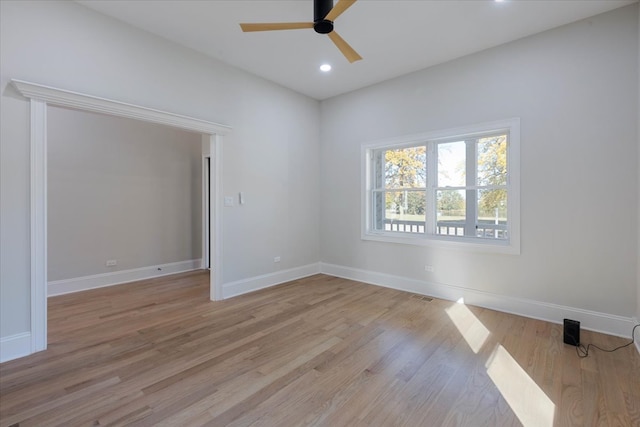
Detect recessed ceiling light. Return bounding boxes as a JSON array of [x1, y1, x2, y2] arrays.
[[320, 64, 332, 72]]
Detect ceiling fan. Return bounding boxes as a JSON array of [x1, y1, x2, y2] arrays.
[[240, 0, 362, 63]]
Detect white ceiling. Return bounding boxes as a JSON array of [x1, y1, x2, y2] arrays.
[[76, 0, 636, 100]]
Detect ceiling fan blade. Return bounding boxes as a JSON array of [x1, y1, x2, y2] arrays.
[[324, 0, 357, 22], [328, 31, 362, 63], [240, 22, 314, 32]]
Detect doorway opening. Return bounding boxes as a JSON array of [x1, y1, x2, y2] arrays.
[[13, 79, 231, 356]]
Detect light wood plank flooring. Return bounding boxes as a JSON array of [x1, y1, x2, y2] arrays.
[[1, 271, 639, 426]]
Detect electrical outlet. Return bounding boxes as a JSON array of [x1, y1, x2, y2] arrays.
[[274, 256, 281, 263], [106, 259, 117, 267], [424, 265, 434, 272]]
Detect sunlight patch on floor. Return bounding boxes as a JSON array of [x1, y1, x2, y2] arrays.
[[486, 345, 556, 427], [445, 299, 490, 353]]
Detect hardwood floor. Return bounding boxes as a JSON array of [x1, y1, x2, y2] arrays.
[[1, 271, 639, 426]]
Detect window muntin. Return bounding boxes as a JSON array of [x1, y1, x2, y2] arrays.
[[363, 119, 519, 252]]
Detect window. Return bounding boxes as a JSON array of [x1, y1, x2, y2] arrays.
[[362, 119, 520, 253]]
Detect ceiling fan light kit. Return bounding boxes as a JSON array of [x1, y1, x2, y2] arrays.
[[240, 0, 362, 63]]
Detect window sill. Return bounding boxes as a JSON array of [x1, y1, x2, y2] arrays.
[[361, 231, 520, 255]]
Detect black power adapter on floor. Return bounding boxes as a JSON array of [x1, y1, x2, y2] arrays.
[[563, 318, 580, 346]]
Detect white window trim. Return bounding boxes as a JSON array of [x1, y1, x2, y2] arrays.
[[361, 118, 520, 255]]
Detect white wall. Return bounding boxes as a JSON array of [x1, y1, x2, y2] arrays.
[[0, 1, 320, 339], [320, 6, 638, 320], [47, 106, 202, 281], [1, 0, 636, 355]]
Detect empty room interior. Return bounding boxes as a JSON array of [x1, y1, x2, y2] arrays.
[[1, 0, 639, 426]]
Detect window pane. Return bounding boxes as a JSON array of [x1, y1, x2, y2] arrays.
[[384, 146, 426, 189], [438, 141, 466, 187], [436, 189, 466, 236], [373, 150, 385, 189], [477, 135, 507, 186], [365, 119, 518, 250], [373, 190, 425, 233], [372, 190, 385, 231], [477, 189, 508, 239]]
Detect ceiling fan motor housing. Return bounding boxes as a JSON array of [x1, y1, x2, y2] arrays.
[[314, 0, 334, 34], [239, 0, 361, 63]]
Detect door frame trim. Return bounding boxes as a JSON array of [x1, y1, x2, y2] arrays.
[[12, 79, 230, 356]]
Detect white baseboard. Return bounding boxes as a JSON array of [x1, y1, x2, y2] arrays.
[[223, 263, 320, 299], [0, 332, 32, 363], [319, 262, 637, 339], [48, 259, 203, 296]]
